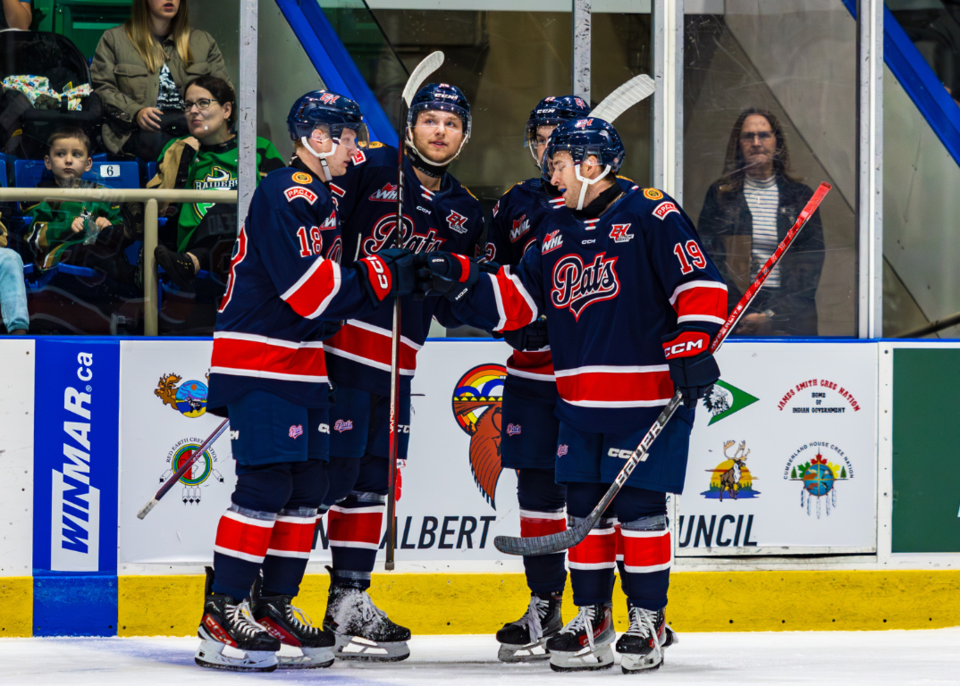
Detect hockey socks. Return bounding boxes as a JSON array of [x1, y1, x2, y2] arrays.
[[619, 515, 672, 610], [566, 515, 617, 606], [517, 468, 567, 594], [212, 504, 276, 600], [328, 491, 386, 587], [259, 507, 319, 597]]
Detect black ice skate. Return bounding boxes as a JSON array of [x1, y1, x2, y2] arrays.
[[616, 604, 667, 673], [323, 573, 411, 662], [252, 578, 335, 670], [495, 591, 563, 663], [195, 567, 280, 672], [545, 602, 615, 672]]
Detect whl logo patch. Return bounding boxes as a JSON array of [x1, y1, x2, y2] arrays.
[[703, 380, 759, 426], [542, 230, 563, 254], [551, 253, 620, 320], [510, 215, 530, 242], [369, 183, 398, 202]]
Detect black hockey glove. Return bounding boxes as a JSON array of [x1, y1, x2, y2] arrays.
[[661, 326, 720, 409], [354, 248, 418, 303], [503, 316, 549, 351], [416, 252, 479, 302]]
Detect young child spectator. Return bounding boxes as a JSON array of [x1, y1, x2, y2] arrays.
[[0, 219, 28, 334], [147, 76, 283, 289], [92, 0, 231, 160], [24, 128, 135, 283]]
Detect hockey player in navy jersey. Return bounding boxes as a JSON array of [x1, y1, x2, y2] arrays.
[[488, 95, 651, 663], [422, 117, 727, 673], [315, 83, 484, 662], [197, 91, 417, 673]]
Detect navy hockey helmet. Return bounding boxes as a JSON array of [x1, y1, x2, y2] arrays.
[[546, 117, 625, 209], [287, 90, 368, 146], [524, 95, 590, 165]]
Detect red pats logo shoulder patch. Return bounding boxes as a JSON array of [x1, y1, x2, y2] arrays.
[[653, 202, 680, 220], [284, 186, 318, 205]]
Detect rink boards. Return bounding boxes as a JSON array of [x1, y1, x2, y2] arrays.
[[2, 337, 960, 636]]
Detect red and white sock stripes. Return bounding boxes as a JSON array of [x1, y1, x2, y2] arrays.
[[327, 503, 385, 551], [265, 510, 318, 560], [567, 521, 617, 571], [615, 522, 624, 564], [621, 528, 672, 573], [519, 509, 567, 539], [213, 507, 276, 564]]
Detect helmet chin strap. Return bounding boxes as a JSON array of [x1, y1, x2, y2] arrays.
[[574, 163, 612, 210], [300, 135, 336, 182], [406, 128, 469, 170]]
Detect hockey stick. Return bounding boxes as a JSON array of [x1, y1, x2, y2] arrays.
[[386, 51, 444, 571], [589, 74, 656, 122], [494, 181, 832, 556], [137, 418, 230, 520]]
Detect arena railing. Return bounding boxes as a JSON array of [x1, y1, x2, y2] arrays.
[[0, 187, 238, 336]]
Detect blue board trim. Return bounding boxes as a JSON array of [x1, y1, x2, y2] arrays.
[[842, 0, 960, 167], [274, 0, 399, 148], [33, 575, 118, 637]]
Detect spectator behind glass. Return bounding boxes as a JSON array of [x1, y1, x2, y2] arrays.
[[697, 108, 824, 337], [91, 0, 231, 161], [23, 128, 136, 284], [145, 75, 283, 289], [0, 1, 31, 30], [0, 220, 28, 334]]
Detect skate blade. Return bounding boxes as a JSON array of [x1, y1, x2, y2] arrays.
[[277, 645, 335, 670], [334, 633, 410, 662], [548, 645, 614, 672], [194, 640, 277, 672], [621, 652, 664, 674], [663, 624, 678, 648], [498, 641, 551, 663]]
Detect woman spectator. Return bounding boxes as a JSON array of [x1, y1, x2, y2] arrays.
[[697, 108, 824, 337], [91, 0, 231, 160], [0, 1, 32, 30], [148, 75, 284, 289]]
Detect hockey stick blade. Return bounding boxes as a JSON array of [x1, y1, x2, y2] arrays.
[[402, 51, 444, 107], [494, 182, 832, 556], [589, 74, 655, 123], [137, 418, 230, 519]]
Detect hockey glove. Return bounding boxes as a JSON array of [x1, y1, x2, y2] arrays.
[[354, 248, 418, 303], [416, 252, 479, 302], [661, 326, 720, 409], [503, 316, 549, 351]]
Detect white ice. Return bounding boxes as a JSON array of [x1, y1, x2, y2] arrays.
[[2, 630, 959, 685]]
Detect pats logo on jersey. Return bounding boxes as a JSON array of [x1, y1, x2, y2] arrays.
[[447, 210, 469, 234], [289, 425, 304, 439], [452, 364, 506, 509], [369, 182, 398, 202], [284, 186, 318, 205], [510, 214, 531, 242], [542, 230, 563, 254], [610, 223, 634, 243], [334, 419, 353, 433], [653, 201, 680, 220], [364, 213, 445, 255], [551, 253, 621, 320]]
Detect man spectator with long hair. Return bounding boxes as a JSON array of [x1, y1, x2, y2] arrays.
[[91, 0, 231, 160], [697, 108, 824, 336]]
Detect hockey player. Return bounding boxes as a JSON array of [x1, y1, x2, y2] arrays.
[[197, 91, 417, 673], [422, 117, 727, 673], [488, 95, 651, 663], [316, 83, 484, 662]]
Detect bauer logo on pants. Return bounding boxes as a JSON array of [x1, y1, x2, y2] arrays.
[[451, 364, 506, 509]]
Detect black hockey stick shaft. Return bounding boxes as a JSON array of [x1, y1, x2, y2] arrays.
[[137, 418, 230, 520], [494, 182, 832, 556]]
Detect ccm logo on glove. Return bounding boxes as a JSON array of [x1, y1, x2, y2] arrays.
[[662, 329, 710, 359], [360, 255, 392, 301]]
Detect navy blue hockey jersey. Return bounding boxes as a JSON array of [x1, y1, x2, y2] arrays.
[[454, 187, 728, 434], [208, 160, 391, 411], [324, 144, 484, 395], [487, 176, 639, 403]]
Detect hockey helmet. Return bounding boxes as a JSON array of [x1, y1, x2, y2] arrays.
[[545, 117, 625, 210], [287, 90, 369, 147], [524, 95, 590, 165], [406, 83, 472, 167]]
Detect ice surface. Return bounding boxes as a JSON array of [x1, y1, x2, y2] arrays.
[[1, 630, 958, 685]]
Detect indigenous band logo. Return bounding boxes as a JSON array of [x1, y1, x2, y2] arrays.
[[551, 253, 620, 320], [702, 440, 759, 500], [702, 380, 759, 425], [154, 373, 208, 418], [451, 364, 506, 509], [784, 442, 853, 518], [363, 213, 445, 256], [160, 437, 224, 505]]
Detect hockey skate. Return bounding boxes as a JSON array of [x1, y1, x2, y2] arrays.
[[252, 580, 336, 669], [545, 602, 615, 672], [323, 578, 411, 662], [496, 592, 563, 662], [616, 605, 667, 673], [195, 567, 280, 672]]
